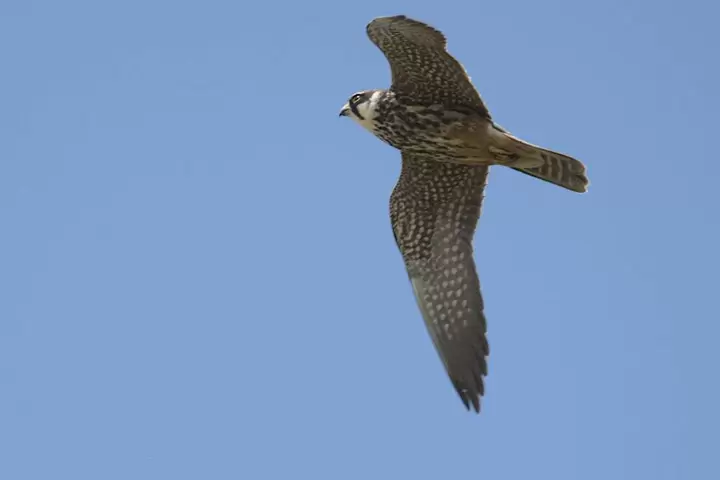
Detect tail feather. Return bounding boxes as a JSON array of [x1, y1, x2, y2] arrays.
[[491, 125, 590, 193], [511, 147, 589, 193]]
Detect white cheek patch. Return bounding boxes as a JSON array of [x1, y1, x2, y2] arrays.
[[349, 98, 378, 131], [345, 90, 386, 134], [357, 102, 373, 119], [353, 106, 376, 131]]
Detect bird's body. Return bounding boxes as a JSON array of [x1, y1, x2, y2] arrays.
[[340, 15, 590, 412], [354, 90, 523, 166]]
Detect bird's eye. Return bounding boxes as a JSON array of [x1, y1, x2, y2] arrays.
[[351, 94, 363, 104]]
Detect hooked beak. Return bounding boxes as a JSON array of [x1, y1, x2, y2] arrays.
[[339, 104, 350, 117]]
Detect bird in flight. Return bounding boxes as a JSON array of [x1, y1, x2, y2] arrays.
[[339, 15, 589, 412]]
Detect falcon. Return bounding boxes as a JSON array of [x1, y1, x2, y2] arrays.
[[339, 15, 589, 412]]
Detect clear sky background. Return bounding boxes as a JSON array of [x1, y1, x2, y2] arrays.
[[2, 0, 718, 478]]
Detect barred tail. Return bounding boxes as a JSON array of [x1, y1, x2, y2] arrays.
[[511, 146, 589, 193], [490, 126, 589, 193]]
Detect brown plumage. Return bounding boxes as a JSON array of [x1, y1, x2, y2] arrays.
[[366, 16, 490, 116], [364, 15, 589, 192], [340, 15, 590, 412], [390, 155, 490, 412]]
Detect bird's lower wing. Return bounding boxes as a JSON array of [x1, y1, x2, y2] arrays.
[[390, 154, 490, 412]]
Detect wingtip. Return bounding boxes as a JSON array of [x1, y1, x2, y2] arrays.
[[367, 15, 405, 31], [470, 394, 481, 413], [453, 380, 482, 413], [371, 14, 407, 22], [368, 15, 438, 32]]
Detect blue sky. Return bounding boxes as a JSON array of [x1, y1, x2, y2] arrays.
[[2, 0, 718, 478]]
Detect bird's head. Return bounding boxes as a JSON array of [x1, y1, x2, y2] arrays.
[[339, 90, 384, 130]]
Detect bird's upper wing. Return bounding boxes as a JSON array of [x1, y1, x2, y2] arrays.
[[390, 152, 490, 412], [367, 15, 489, 116]]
